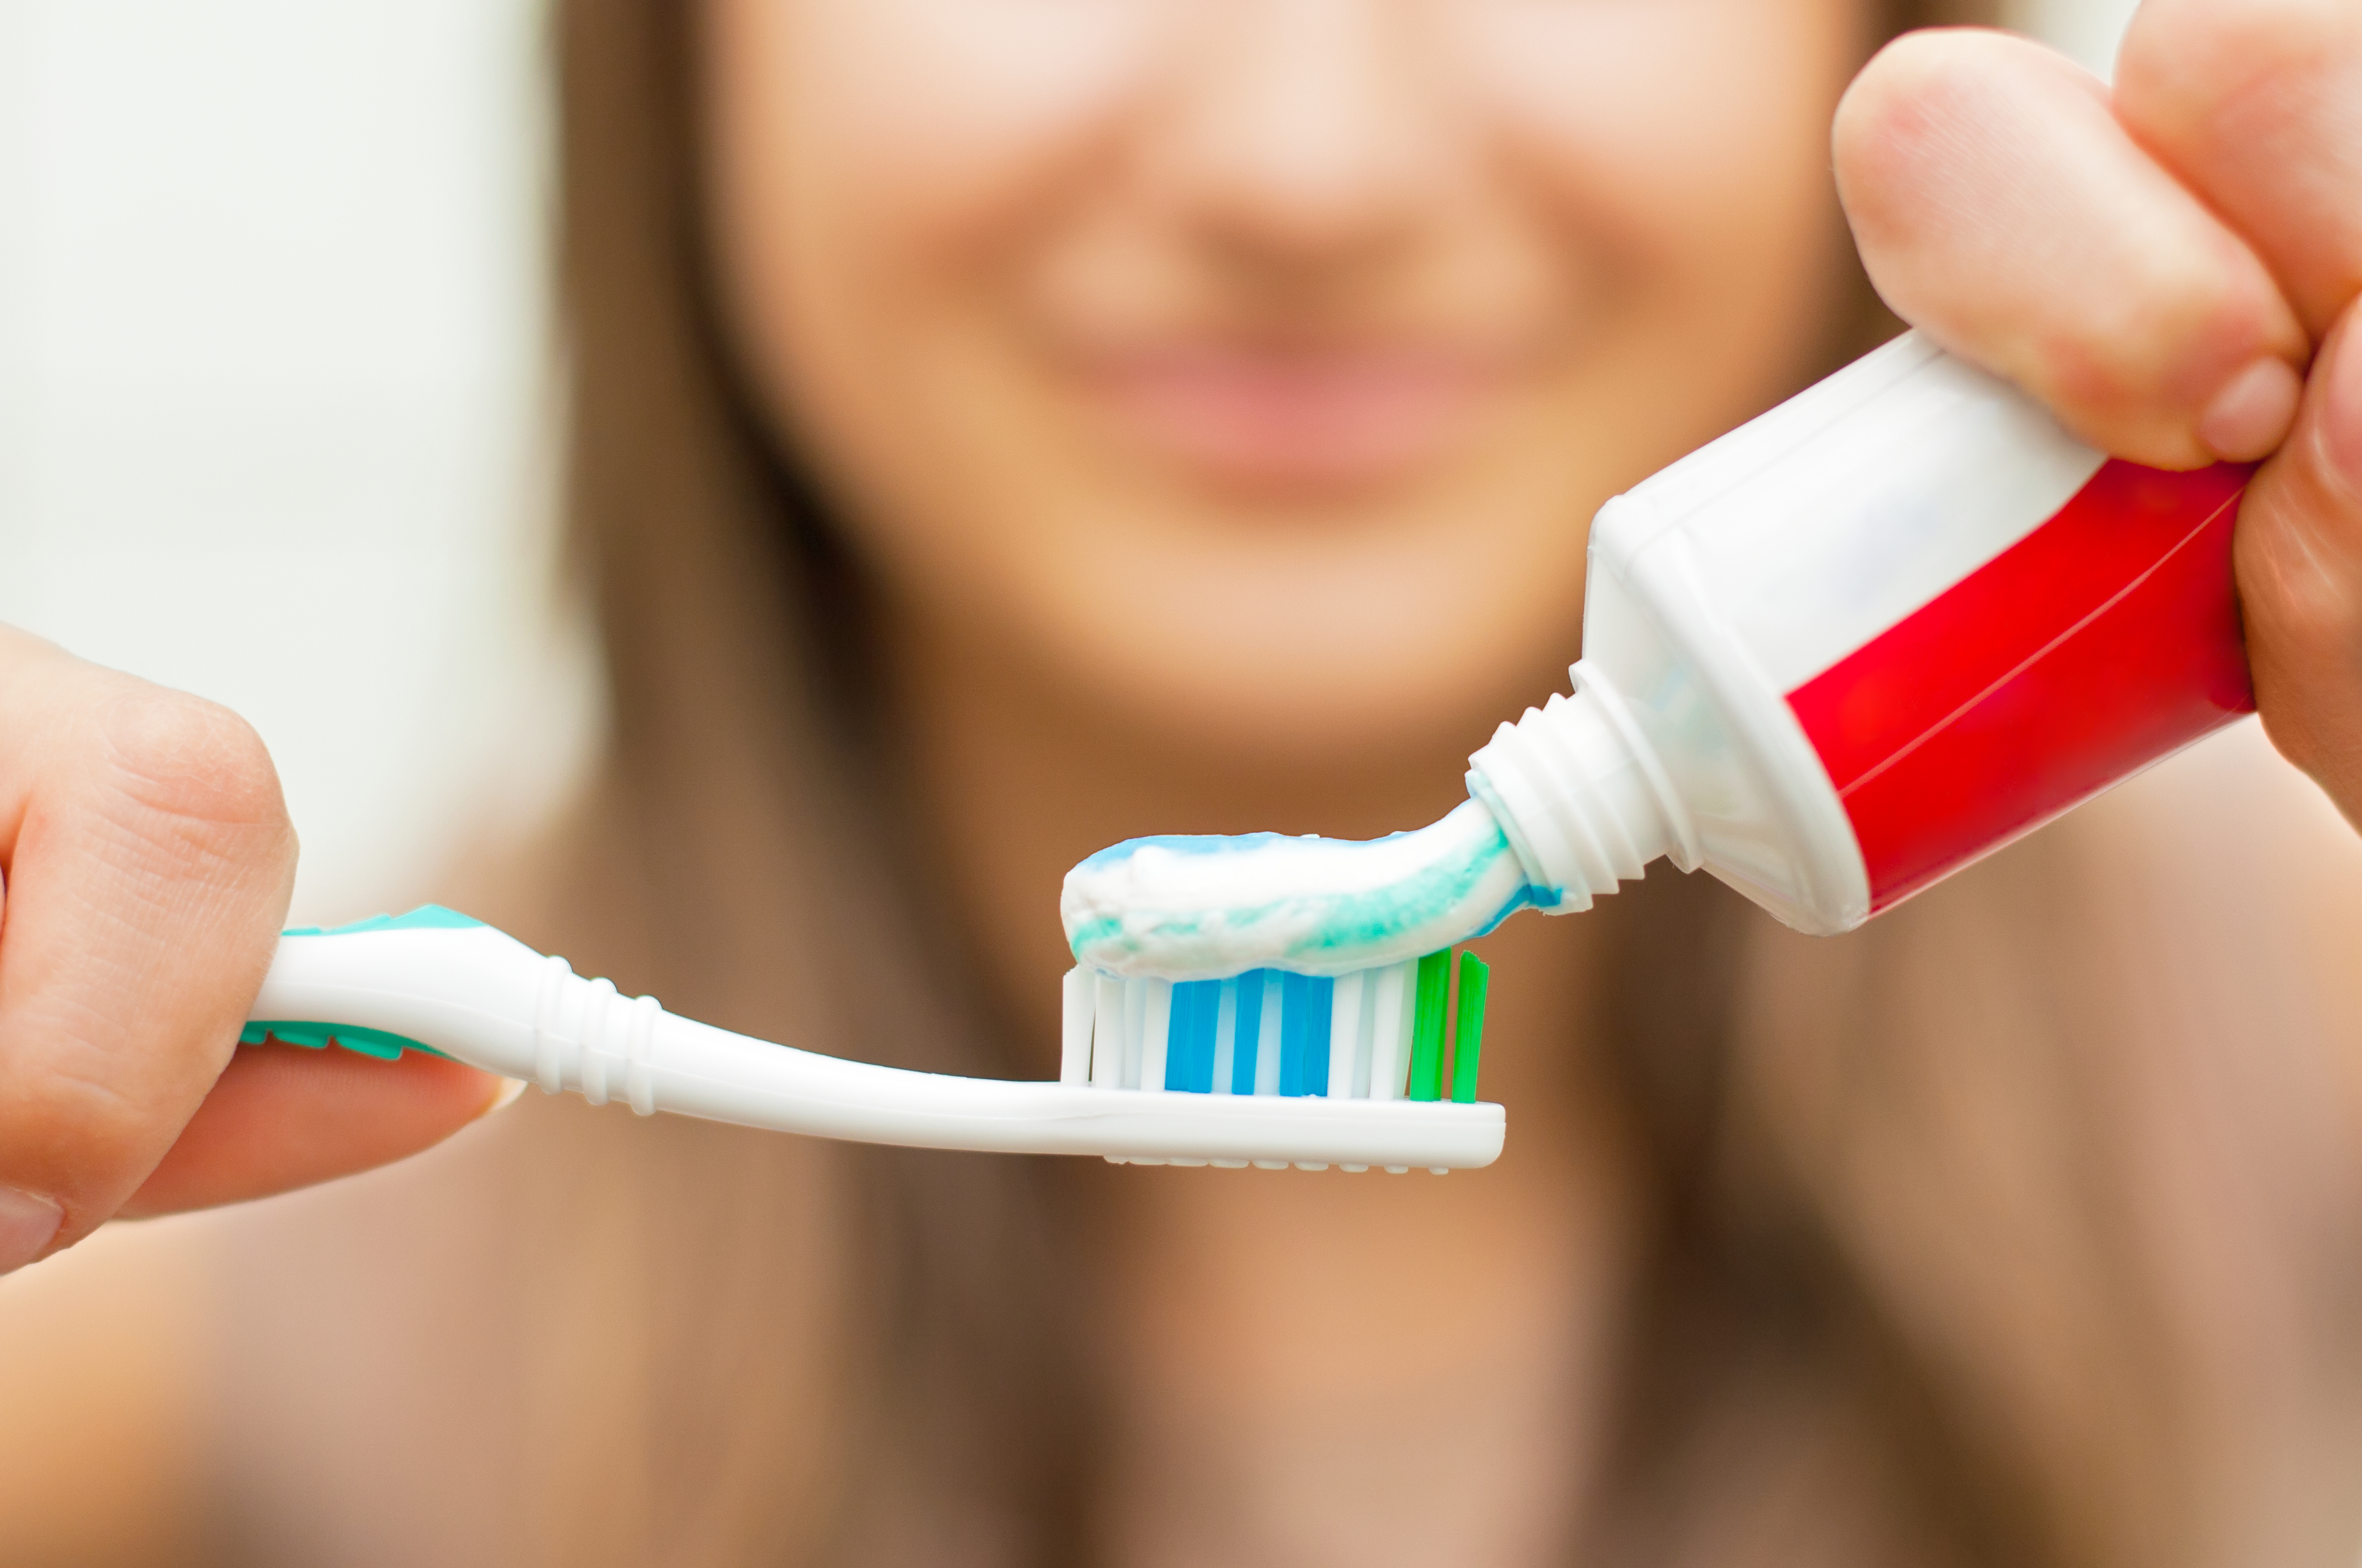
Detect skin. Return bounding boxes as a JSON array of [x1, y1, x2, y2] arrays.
[[0, 5, 2354, 1523]]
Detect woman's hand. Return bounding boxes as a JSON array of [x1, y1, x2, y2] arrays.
[[0, 627, 504, 1275], [1833, 3, 2362, 825]]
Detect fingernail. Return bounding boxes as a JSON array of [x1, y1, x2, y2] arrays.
[[477, 1075, 530, 1120], [0, 1187, 63, 1276], [2200, 357, 2305, 463]]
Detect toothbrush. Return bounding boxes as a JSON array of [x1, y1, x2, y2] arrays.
[[244, 906, 1502, 1173]]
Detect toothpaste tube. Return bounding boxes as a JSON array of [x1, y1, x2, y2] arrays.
[[1469, 329, 2253, 933], [1068, 331, 2256, 978]]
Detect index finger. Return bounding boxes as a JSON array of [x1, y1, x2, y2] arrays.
[[1834, 28, 2311, 468]]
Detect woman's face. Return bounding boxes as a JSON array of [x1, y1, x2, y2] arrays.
[[705, 0, 1865, 766]]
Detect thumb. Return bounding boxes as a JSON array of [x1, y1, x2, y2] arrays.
[[2237, 302, 2362, 821]]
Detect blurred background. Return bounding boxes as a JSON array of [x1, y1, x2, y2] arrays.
[[0, 0, 2134, 928], [0, 0, 2163, 1558], [0, 0, 582, 927]]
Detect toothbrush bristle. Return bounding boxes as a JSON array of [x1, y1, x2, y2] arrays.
[[1064, 948, 1493, 1169]]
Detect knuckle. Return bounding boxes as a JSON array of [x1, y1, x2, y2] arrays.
[[2025, 333, 2209, 469], [84, 683, 290, 846], [16, 1067, 150, 1174], [1, 1029, 181, 1211], [2021, 232, 2293, 465]]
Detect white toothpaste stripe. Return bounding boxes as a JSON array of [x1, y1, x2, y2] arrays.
[[1061, 799, 1519, 981]]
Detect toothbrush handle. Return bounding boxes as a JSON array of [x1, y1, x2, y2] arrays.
[[249, 910, 557, 1080]]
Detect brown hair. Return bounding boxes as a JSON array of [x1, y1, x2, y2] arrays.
[[497, 3, 2237, 1565]]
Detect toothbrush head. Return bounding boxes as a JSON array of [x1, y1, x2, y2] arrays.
[[1060, 948, 1499, 1173]]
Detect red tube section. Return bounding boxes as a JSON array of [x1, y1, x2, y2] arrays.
[[1785, 460, 2255, 910]]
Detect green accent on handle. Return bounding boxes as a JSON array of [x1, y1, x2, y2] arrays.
[[241, 1021, 448, 1061], [1408, 950, 1451, 1102], [281, 904, 484, 938], [1450, 952, 1489, 1104]]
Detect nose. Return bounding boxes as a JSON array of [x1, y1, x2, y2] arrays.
[[1152, 0, 1441, 281]]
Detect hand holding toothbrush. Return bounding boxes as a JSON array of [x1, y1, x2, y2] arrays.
[[1834, 2, 2362, 836], [0, 628, 504, 1277]]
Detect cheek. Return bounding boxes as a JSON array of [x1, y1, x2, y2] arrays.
[[1462, 0, 1859, 352], [705, 0, 1171, 472], [744, 0, 1168, 240]]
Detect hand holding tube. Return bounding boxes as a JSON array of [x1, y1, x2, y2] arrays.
[[1834, 7, 2362, 835]]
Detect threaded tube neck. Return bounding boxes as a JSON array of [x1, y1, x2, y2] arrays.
[[1465, 663, 1691, 913]]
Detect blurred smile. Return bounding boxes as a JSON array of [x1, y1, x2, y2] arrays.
[[1079, 342, 1510, 493]]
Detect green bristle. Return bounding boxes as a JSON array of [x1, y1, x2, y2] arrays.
[[1408, 950, 1451, 1101], [1450, 952, 1489, 1104]]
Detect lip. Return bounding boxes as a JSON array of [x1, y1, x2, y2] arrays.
[[1081, 342, 1506, 491]]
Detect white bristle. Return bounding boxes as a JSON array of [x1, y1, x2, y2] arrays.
[[1139, 977, 1173, 1093], [1328, 971, 1364, 1100], [1368, 960, 1410, 1101], [1394, 959, 1417, 1097], [1121, 978, 1149, 1089], [1060, 969, 1092, 1086], [1090, 973, 1124, 1089], [1351, 971, 1378, 1098]]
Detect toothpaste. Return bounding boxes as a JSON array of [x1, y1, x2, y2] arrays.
[[1062, 797, 1547, 980]]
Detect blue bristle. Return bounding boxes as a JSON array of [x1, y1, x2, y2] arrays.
[[1279, 973, 1334, 1097], [1168, 979, 1220, 1093], [1160, 983, 1189, 1091], [1307, 975, 1335, 1093], [1232, 969, 1267, 1094]]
